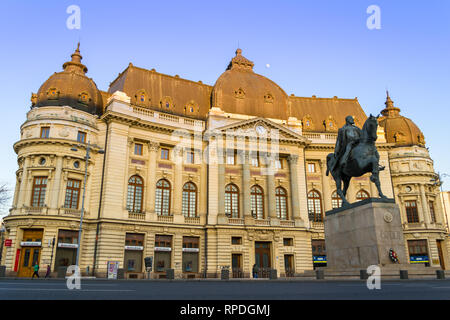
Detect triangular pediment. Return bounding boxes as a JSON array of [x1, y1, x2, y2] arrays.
[[213, 117, 310, 144]]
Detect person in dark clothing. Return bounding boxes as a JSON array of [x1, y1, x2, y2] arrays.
[[44, 265, 51, 278], [252, 264, 259, 278]]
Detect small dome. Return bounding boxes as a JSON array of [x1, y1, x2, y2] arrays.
[[378, 92, 425, 147], [212, 49, 289, 120], [33, 43, 103, 115]]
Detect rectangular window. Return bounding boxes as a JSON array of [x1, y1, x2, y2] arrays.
[[64, 179, 81, 209], [251, 156, 259, 167], [31, 177, 47, 207], [275, 159, 283, 169], [134, 143, 143, 156], [429, 202, 436, 223], [186, 151, 195, 164], [182, 236, 199, 249], [182, 237, 199, 273], [77, 131, 86, 143], [227, 153, 236, 165], [283, 238, 293, 246], [155, 235, 172, 248], [58, 230, 79, 244], [405, 200, 419, 223], [231, 237, 242, 245], [40, 127, 50, 139], [125, 233, 144, 247], [308, 163, 316, 173], [161, 148, 170, 160]]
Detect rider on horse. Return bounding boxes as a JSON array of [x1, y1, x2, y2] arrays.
[[332, 116, 362, 172]]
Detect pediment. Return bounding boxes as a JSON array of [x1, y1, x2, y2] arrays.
[[213, 117, 310, 144]]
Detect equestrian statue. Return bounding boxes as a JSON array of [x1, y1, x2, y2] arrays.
[[326, 115, 387, 207]]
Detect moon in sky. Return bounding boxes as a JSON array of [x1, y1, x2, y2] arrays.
[[266, 64, 270, 68]]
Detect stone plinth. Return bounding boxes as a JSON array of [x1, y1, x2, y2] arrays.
[[325, 198, 408, 269]]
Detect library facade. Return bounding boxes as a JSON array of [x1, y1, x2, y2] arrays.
[[2, 45, 448, 278]]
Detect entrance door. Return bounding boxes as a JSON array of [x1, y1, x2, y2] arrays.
[[18, 247, 41, 277], [284, 254, 294, 277], [17, 229, 43, 277], [255, 242, 271, 277], [437, 240, 446, 270], [232, 254, 243, 278]]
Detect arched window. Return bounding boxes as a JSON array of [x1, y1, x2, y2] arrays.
[[276, 187, 288, 220], [356, 189, 370, 201], [331, 190, 343, 209], [225, 184, 240, 218], [127, 175, 144, 213], [182, 182, 197, 217], [307, 190, 323, 222], [251, 185, 265, 219], [155, 179, 171, 216]]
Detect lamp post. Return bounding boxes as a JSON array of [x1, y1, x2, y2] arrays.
[[430, 172, 449, 232], [71, 141, 105, 269]]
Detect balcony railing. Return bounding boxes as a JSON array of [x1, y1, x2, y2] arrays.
[[280, 220, 295, 227], [25, 206, 48, 215], [128, 211, 146, 220], [58, 207, 81, 217], [310, 221, 324, 229], [228, 218, 245, 225], [254, 219, 271, 226], [157, 215, 174, 223], [184, 216, 201, 224]]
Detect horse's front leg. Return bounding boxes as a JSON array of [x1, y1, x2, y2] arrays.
[[370, 164, 387, 199], [335, 176, 350, 207]]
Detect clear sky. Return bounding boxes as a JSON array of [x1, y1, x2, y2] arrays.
[[0, 0, 449, 216]]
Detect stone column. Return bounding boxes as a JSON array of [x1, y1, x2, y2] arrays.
[[50, 156, 63, 209], [146, 141, 159, 214], [241, 153, 251, 219], [320, 159, 332, 212], [420, 184, 430, 225], [17, 157, 30, 208], [217, 152, 226, 223], [173, 147, 184, 216], [288, 155, 301, 220], [266, 157, 277, 220]]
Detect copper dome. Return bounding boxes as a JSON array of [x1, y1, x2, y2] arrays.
[[33, 43, 103, 115], [378, 92, 425, 147], [212, 49, 289, 120]]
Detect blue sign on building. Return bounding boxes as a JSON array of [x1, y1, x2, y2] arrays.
[[410, 255, 429, 264], [313, 256, 327, 264]]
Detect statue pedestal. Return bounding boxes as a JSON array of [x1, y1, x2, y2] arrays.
[[325, 198, 408, 269], [323, 198, 439, 277]]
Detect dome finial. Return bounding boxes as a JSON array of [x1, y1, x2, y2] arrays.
[[381, 90, 400, 117], [63, 42, 88, 74]]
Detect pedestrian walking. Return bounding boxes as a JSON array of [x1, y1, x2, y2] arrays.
[[44, 264, 51, 278], [252, 264, 259, 279], [32, 262, 40, 278]]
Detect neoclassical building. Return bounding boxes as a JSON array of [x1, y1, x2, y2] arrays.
[[1, 45, 448, 278]]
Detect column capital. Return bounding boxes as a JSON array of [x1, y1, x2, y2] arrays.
[[147, 141, 160, 152], [287, 154, 299, 164]]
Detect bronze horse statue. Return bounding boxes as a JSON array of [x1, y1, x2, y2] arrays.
[[326, 115, 387, 207]]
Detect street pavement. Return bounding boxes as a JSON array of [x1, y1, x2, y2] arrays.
[[1, 278, 450, 300]]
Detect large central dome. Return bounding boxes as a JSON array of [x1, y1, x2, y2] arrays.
[[212, 49, 289, 120]]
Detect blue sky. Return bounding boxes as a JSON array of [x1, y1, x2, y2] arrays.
[[0, 0, 449, 214]]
